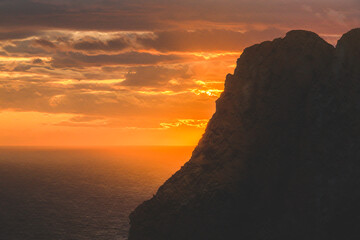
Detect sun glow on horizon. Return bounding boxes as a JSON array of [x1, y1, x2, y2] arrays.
[[0, 0, 357, 146]]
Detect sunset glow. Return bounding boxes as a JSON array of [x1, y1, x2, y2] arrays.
[[1, 0, 359, 146]]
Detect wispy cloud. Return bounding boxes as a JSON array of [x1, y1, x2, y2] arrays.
[[0, 0, 358, 145], [160, 119, 209, 129]]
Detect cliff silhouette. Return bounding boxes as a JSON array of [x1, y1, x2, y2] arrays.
[[129, 29, 360, 240]]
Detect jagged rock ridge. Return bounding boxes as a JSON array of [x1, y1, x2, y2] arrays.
[[129, 29, 360, 240]]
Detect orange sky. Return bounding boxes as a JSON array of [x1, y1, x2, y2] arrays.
[[0, 0, 359, 146]]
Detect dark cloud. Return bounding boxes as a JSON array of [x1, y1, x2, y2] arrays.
[[50, 51, 198, 68], [0, 0, 64, 16], [0, 0, 358, 34], [122, 65, 192, 87], [0, 31, 40, 41], [138, 28, 284, 52], [1, 29, 283, 57], [0, 0, 165, 31], [73, 37, 129, 52], [3, 39, 49, 55], [13, 64, 32, 72], [34, 38, 56, 48], [32, 58, 44, 64]]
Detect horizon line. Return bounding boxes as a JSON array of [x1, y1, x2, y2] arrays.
[[0, 145, 197, 148]]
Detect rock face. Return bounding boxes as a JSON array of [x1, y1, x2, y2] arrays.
[[129, 29, 360, 240]]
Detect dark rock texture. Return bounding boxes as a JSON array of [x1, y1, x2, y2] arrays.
[[129, 29, 360, 240]]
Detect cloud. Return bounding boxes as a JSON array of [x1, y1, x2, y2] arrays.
[[0, 0, 359, 146], [0, 0, 358, 34], [50, 51, 198, 68], [13, 64, 32, 72], [32, 58, 44, 64], [0, 0, 166, 31], [53, 115, 109, 127], [138, 29, 284, 52], [121, 65, 192, 87], [3, 39, 49, 55], [0, 80, 215, 119], [34, 38, 56, 48], [0, 31, 40, 41], [160, 119, 209, 129], [72, 37, 130, 52]]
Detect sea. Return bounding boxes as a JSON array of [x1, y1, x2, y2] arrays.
[[0, 146, 193, 240]]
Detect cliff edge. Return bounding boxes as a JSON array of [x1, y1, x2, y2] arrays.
[[129, 29, 360, 240]]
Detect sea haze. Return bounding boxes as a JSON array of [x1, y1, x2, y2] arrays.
[[0, 146, 193, 240]]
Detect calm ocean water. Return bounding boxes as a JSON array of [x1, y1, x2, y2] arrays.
[[0, 146, 193, 240]]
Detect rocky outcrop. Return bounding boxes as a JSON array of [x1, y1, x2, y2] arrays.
[[129, 29, 360, 240]]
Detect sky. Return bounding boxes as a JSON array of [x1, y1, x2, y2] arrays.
[[0, 0, 359, 146]]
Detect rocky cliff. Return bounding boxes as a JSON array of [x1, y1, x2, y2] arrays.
[[129, 29, 360, 240]]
